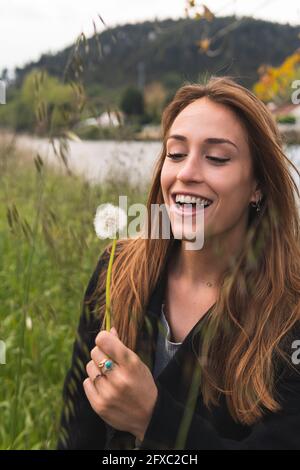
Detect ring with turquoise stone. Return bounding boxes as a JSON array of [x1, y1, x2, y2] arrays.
[[98, 358, 114, 373]]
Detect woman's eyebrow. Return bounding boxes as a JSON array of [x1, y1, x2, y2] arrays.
[[167, 134, 238, 150]]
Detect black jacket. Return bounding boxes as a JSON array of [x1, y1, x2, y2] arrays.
[[57, 250, 300, 450]]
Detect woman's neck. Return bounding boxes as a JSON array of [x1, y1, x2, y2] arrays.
[[171, 226, 245, 287]]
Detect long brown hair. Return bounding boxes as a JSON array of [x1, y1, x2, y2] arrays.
[[90, 76, 300, 425]]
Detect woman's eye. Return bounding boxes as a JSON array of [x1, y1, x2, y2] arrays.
[[166, 152, 186, 160], [166, 153, 230, 164], [206, 156, 230, 164]]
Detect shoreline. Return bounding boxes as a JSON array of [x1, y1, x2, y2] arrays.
[[1, 127, 300, 145]]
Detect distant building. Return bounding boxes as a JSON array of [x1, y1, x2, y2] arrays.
[[78, 110, 124, 129], [97, 110, 124, 127]]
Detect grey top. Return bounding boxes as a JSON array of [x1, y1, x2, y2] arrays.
[[152, 303, 182, 378]]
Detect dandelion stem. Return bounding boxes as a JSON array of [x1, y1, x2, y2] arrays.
[[105, 238, 117, 331]]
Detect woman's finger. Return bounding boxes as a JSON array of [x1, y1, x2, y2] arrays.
[[95, 330, 134, 366], [83, 378, 100, 411], [90, 345, 118, 377], [86, 359, 105, 388]]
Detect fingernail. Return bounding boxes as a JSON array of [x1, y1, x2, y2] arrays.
[[110, 327, 118, 336]]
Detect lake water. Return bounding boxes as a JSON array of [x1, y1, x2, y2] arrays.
[[15, 135, 162, 189], [13, 134, 300, 191]]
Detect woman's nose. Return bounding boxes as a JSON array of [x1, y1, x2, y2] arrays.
[[177, 153, 203, 182]]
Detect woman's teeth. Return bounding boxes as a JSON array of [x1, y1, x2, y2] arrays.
[[174, 194, 212, 207]]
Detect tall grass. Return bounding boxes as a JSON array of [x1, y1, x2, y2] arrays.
[[0, 135, 147, 449]]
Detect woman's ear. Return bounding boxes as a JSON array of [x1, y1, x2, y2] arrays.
[[250, 182, 262, 204]]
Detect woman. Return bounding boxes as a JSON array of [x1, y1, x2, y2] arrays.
[[57, 76, 300, 450]]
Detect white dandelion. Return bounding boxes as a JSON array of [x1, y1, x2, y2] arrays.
[[93, 203, 127, 239], [93, 203, 127, 331]]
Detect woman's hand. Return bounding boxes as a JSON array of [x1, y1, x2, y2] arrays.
[[83, 327, 158, 442]]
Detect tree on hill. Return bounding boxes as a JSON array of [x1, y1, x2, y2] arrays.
[[0, 69, 85, 134], [120, 86, 145, 122]]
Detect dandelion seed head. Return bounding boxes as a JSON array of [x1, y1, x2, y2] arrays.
[[93, 203, 127, 239]]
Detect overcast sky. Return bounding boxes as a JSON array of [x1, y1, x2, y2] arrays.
[[1, 0, 299, 72]]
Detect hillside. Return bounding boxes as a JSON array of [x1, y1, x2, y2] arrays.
[[14, 16, 300, 93]]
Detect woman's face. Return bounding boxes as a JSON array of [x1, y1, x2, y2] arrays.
[[160, 97, 261, 244]]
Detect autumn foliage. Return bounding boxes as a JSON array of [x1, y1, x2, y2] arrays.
[[253, 50, 300, 104]]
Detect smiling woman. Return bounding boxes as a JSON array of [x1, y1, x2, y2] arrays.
[[162, 96, 261, 248], [57, 76, 300, 450]]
